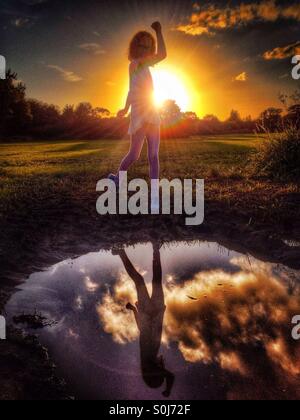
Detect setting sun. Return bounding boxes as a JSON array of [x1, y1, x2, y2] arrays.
[[152, 68, 190, 111]]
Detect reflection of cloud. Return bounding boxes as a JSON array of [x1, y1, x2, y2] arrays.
[[164, 261, 300, 378], [97, 257, 300, 380], [47, 65, 82, 82], [97, 273, 139, 344], [75, 295, 84, 311], [219, 352, 247, 375], [176, 1, 300, 36], [263, 41, 300, 60], [84, 276, 99, 293], [67, 328, 80, 340]]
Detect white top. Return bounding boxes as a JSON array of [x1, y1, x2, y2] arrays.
[[128, 60, 160, 135]]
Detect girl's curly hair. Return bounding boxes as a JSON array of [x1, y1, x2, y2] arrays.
[[128, 31, 156, 61]]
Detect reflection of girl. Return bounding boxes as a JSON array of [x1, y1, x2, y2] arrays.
[[109, 22, 167, 194], [113, 243, 174, 397]]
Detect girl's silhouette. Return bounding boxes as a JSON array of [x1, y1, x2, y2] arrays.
[[109, 22, 167, 210], [113, 243, 174, 397]]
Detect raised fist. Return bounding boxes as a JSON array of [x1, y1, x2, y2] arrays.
[[151, 21, 162, 33]]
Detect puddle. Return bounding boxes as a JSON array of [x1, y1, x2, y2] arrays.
[[5, 241, 300, 400]]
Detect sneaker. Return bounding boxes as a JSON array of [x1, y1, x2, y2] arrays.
[[151, 198, 160, 214], [108, 173, 119, 186]]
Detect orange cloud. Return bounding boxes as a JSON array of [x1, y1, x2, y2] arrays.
[[176, 1, 300, 36], [235, 72, 248, 82], [263, 41, 300, 60], [257, 0, 280, 21], [282, 4, 300, 21]]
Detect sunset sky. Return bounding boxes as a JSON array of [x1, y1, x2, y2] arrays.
[[1, 0, 300, 119]]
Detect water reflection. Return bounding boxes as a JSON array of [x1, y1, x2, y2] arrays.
[[112, 243, 174, 397], [6, 241, 300, 400]]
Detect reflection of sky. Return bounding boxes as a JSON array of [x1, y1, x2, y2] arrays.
[[6, 241, 300, 400]]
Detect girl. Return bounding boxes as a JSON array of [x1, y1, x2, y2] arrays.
[[109, 22, 167, 192]]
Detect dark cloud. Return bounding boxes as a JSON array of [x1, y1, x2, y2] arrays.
[[0, 0, 50, 30], [0, 0, 47, 16]]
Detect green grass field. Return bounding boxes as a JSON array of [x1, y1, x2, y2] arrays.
[[1, 133, 297, 215], [0, 134, 257, 180], [0, 134, 258, 216], [0, 134, 249, 207], [0, 134, 298, 252]]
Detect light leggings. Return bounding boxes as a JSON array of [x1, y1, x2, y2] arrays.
[[118, 123, 160, 180]]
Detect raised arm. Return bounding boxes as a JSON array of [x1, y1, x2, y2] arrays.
[[147, 22, 167, 66]]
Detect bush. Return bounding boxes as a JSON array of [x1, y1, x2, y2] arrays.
[[252, 125, 300, 181]]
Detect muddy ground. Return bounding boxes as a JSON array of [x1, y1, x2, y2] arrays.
[[1, 201, 300, 400]]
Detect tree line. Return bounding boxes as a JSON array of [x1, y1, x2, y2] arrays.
[[0, 70, 299, 141]]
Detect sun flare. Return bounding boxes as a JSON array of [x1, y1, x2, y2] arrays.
[[152, 69, 190, 111]]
